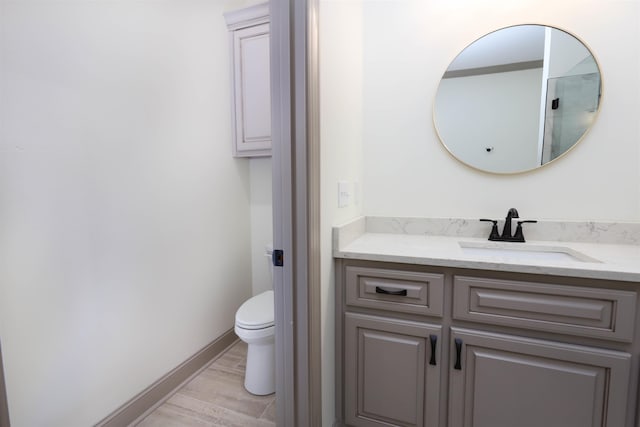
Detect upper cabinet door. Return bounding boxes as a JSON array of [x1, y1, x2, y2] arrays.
[[225, 3, 271, 157]]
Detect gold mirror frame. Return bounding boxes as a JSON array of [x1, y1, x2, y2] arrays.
[[433, 24, 603, 175]]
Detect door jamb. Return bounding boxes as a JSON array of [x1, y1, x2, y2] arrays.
[[270, 0, 321, 425], [1, 342, 11, 427]]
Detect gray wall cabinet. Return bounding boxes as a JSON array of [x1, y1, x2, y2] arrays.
[[335, 259, 640, 427], [224, 3, 271, 158]]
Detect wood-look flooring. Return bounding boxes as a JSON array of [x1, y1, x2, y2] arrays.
[[137, 341, 276, 427]]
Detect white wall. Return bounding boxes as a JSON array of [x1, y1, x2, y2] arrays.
[[359, 0, 640, 221], [0, 1, 255, 425], [319, 0, 364, 424], [249, 157, 273, 296]]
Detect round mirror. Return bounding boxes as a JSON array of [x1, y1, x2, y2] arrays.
[[433, 25, 602, 174]]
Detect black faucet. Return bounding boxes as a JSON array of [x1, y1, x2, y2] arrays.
[[480, 208, 537, 242], [502, 208, 519, 238]]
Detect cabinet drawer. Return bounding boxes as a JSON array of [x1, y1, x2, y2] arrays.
[[346, 266, 444, 317], [453, 276, 637, 341]]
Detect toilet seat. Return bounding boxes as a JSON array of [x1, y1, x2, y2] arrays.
[[235, 290, 274, 330]]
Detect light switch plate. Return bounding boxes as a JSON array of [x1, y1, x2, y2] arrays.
[[338, 181, 351, 208]]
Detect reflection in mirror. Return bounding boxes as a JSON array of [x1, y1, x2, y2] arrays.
[[434, 25, 601, 174]]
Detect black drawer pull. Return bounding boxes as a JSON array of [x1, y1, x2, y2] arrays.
[[429, 335, 438, 366], [375, 286, 407, 296], [454, 338, 463, 370]]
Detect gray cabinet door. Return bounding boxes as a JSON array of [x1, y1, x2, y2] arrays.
[[448, 328, 631, 427], [344, 313, 441, 427]]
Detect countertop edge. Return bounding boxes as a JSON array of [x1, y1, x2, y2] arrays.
[[332, 217, 640, 283], [333, 249, 640, 283]]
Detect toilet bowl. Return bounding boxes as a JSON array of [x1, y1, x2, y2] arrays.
[[235, 290, 275, 395], [234, 246, 275, 395]]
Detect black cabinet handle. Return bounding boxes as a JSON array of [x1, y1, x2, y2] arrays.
[[429, 335, 437, 366], [375, 286, 407, 296], [454, 338, 463, 370]]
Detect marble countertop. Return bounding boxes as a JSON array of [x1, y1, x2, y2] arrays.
[[334, 217, 640, 282]]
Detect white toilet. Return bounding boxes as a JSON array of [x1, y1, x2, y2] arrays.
[[234, 246, 275, 395]]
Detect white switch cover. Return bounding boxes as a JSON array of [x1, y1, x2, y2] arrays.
[[338, 181, 350, 208]]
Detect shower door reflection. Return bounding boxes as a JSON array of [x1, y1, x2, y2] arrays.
[[542, 72, 601, 163]]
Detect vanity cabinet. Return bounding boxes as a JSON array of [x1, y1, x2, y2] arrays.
[[335, 259, 639, 427]]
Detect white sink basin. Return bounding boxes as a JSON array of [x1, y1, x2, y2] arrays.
[[459, 241, 600, 263]]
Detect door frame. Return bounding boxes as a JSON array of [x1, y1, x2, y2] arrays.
[[270, 0, 321, 425], [0, 342, 10, 427]]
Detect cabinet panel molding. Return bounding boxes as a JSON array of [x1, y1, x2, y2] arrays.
[[344, 313, 441, 426], [453, 275, 637, 341], [448, 327, 631, 427]]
